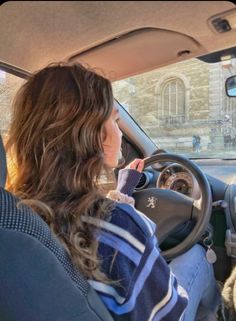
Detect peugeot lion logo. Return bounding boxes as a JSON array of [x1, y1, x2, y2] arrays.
[[146, 196, 158, 209]]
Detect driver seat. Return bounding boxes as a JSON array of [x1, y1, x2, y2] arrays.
[[0, 135, 114, 321]]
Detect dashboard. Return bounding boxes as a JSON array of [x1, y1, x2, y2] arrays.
[[136, 159, 236, 202], [123, 138, 236, 202]]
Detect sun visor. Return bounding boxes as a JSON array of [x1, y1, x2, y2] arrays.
[[68, 28, 205, 81]]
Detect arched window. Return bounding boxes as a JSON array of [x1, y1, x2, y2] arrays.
[[160, 78, 185, 125]]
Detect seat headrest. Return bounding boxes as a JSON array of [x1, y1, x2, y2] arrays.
[[0, 135, 7, 188]]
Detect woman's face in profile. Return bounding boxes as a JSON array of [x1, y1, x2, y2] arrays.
[[102, 107, 122, 168]]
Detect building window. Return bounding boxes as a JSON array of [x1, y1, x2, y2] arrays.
[[160, 78, 185, 125]]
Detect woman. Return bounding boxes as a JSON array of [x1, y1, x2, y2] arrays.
[[7, 62, 220, 321]]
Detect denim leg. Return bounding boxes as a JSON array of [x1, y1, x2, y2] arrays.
[[169, 244, 221, 321]]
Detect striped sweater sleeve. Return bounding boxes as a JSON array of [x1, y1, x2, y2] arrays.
[[83, 203, 188, 321]]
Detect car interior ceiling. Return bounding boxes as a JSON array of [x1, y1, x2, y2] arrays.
[[0, 2, 236, 75]]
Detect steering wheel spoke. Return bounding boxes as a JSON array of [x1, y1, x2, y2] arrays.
[[133, 188, 193, 243], [133, 153, 212, 260], [192, 198, 202, 219]]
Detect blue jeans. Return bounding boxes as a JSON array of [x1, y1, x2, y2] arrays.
[[169, 244, 221, 321]]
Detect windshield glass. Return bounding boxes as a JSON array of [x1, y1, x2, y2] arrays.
[[113, 57, 236, 159]]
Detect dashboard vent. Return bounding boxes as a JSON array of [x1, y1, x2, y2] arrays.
[[135, 172, 150, 190]]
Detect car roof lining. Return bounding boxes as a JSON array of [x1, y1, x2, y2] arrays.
[[0, 1, 236, 78]]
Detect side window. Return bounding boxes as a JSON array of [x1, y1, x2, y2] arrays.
[[0, 70, 25, 186], [160, 78, 185, 125], [0, 70, 25, 140]]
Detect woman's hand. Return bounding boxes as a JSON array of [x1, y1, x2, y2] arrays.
[[125, 158, 144, 173], [112, 158, 144, 198]]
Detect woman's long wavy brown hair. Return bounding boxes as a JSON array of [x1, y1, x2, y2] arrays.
[[7, 62, 115, 281]]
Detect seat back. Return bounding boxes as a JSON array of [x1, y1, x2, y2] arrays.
[[0, 135, 113, 321]]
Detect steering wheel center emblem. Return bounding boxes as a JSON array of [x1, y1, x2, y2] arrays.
[[146, 196, 158, 209]]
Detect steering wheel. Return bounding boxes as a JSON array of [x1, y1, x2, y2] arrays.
[[132, 153, 212, 261]]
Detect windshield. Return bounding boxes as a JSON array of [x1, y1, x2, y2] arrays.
[[113, 57, 236, 159]]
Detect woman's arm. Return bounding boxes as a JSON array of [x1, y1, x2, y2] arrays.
[[107, 159, 144, 205], [88, 204, 188, 321]]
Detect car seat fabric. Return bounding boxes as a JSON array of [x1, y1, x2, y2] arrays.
[[0, 135, 114, 321]]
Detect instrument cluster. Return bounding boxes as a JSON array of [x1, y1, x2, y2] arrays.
[[157, 163, 198, 197]]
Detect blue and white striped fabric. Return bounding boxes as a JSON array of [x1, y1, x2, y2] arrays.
[[83, 203, 188, 321]]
